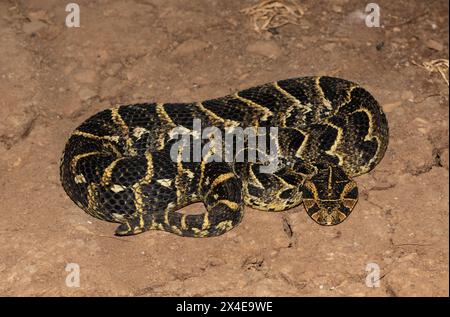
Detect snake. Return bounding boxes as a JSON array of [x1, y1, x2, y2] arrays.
[[60, 76, 389, 237]]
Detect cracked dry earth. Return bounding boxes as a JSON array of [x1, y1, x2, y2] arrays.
[[0, 0, 448, 296]]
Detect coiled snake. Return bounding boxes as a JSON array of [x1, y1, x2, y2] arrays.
[[60, 76, 389, 237]]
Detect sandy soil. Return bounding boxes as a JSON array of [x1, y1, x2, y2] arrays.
[[0, 0, 448, 296]]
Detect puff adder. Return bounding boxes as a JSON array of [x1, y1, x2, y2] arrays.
[[60, 76, 389, 237]]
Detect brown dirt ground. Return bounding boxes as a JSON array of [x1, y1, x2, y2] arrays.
[[0, 0, 448, 296]]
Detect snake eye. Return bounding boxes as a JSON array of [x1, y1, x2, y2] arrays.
[[343, 183, 358, 199], [302, 180, 317, 200], [279, 188, 294, 199]]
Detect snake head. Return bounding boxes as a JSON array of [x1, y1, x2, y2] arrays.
[[302, 165, 358, 226]]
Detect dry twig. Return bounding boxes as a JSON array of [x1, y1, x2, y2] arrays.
[[241, 0, 304, 33], [413, 59, 449, 86]]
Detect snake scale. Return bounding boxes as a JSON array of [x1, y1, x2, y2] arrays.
[[60, 76, 389, 237]]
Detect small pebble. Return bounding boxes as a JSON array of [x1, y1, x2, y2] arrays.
[[246, 40, 282, 59], [105, 63, 122, 76], [27, 10, 50, 22], [401, 90, 414, 101], [73, 69, 97, 84], [172, 39, 209, 57], [332, 5, 343, 13], [426, 39, 444, 51], [322, 42, 336, 52], [382, 101, 402, 113], [22, 20, 46, 34], [78, 87, 96, 101]]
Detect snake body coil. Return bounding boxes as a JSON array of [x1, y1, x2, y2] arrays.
[[60, 76, 389, 237]]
